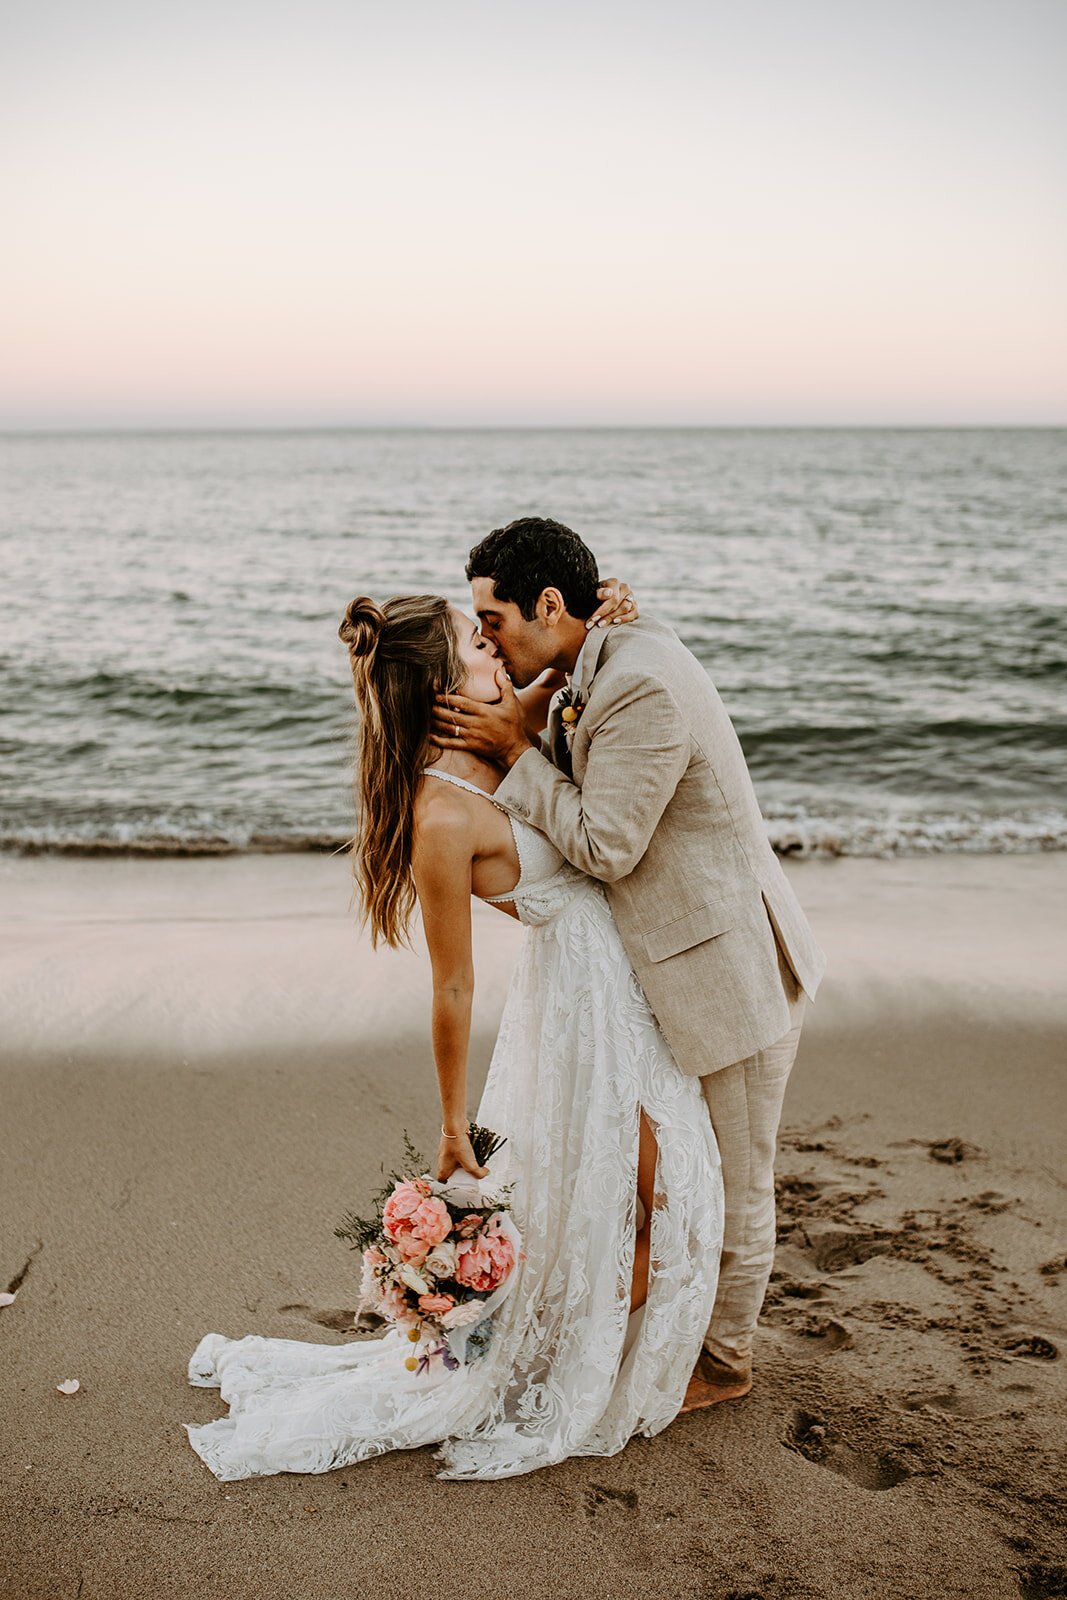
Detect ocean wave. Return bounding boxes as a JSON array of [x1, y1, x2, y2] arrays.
[[4, 809, 1065, 860], [0, 824, 350, 858], [764, 807, 1067, 858]]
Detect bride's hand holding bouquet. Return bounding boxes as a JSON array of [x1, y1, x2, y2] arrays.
[[436, 1123, 489, 1183]]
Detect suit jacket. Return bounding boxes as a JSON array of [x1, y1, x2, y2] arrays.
[[495, 617, 826, 1075]]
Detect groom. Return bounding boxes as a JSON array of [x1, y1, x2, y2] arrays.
[[433, 516, 826, 1411]]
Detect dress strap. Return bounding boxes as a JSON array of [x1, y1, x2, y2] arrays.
[[422, 767, 510, 814]]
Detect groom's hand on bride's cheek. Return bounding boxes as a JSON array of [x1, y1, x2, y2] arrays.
[[431, 669, 535, 768]]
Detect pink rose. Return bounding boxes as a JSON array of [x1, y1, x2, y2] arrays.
[[395, 1233, 430, 1265], [417, 1292, 455, 1316], [382, 1180, 429, 1240], [454, 1213, 484, 1238], [408, 1196, 452, 1245]]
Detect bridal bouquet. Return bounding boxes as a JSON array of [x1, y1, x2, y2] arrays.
[[335, 1128, 521, 1373]]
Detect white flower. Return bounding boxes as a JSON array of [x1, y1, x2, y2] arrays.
[[55, 1379, 80, 1395], [398, 1263, 430, 1295], [424, 1241, 457, 1279], [440, 1301, 485, 1330]]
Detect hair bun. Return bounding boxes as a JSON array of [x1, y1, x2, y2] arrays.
[[339, 596, 386, 657]]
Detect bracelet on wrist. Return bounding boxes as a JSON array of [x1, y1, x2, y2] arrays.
[[441, 1123, 469, 1141]]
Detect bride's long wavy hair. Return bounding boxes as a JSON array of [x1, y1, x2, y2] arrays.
[[339, 594, 464, 948]]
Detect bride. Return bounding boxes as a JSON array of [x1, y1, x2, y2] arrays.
[[183, 592, 723, 1481]]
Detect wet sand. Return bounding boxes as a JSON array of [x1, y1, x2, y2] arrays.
[[1, 851, 1065, 1600]]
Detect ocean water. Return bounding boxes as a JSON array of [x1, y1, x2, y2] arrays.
[[1, 427, 1064, 858]]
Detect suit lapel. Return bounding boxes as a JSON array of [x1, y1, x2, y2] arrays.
[[564, 625, 611, 782], [540, 626, 615, 779], [575, 623, 610, 700]]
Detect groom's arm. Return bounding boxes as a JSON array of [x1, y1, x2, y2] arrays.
[[495, 673, 691, 883]]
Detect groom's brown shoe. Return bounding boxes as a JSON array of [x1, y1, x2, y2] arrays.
[[679, 1350, 753, 1413]]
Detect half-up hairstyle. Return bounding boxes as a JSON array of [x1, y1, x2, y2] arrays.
[[339, 594, 463, 948]]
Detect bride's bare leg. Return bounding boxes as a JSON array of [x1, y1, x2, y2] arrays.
[[630, 1110, 658, 1313]]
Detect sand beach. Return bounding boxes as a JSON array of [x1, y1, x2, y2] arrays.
[[1, 850, 1065, 1600]]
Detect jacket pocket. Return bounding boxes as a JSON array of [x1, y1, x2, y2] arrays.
[[641, 901, 736, 964]]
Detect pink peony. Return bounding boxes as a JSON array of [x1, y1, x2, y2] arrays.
[[455, 1221, 515, 1293], [454, 1213, 484, 1238], [408, 1196, 452, 1246], [382, 1180, 430, 1240], [364, 1245, 387, 1267], [417, 1292, 456, 1316], [395, 1233, 430, 1266]]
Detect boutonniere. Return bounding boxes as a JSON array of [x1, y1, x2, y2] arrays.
[[557, 682, 586, 742]]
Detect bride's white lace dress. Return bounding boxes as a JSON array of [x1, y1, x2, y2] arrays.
[[184, 771, 723, 1481]]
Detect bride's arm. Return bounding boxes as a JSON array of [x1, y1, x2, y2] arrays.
[[411, 811, 489, 1182], [514, 669, 568, 738]]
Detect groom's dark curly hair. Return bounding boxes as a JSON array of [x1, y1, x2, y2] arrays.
[[466, 517, 601, 621]]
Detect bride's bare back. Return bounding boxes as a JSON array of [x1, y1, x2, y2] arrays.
[[415, 764, 523, 918]]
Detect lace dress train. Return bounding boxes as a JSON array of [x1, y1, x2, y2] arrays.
[[184, 782, 723, 1481]]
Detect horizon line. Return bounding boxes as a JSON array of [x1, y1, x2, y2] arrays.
[[2, 420, 1065, 436]]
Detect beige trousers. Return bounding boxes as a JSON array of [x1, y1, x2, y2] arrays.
[[700, 944, 806, 1380]]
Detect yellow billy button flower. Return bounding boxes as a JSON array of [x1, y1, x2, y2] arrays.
[[407, 1326, 421, 1342], [404, 1355, 419, 1371], [560, 705, 578, 724]]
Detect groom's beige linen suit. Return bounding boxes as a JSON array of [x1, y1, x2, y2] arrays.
[[495, 616, 826, 1379]]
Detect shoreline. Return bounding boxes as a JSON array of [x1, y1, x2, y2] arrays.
[[4, 830, 1066, 860], [1, 851, 1065, 1599]]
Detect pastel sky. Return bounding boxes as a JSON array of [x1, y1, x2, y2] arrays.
[[2, 0, 1065, 427]]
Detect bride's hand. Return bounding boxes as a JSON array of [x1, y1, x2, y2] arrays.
[[586, 578, 639, 629], [436, 1129, 489, 1183]]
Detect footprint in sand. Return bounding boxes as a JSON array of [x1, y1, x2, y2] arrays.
[[786, 1315, 854, 1353], [584, 1484, 638, 1518], [1016, 1560, 1067, 1599], [807, 1229, 896, 1274], [279, 1302, 364, 1333], [775, 1277, 828, 1302], [1002, 1334, 1059, 1362], [966, 1190, 1019, 1215], [764, 1309, 854, 1362], [776, 1176, 823, 1203], [784, 1408, 910, 1492], [927, 1137, 984, 1164], [901, 1387, 990, 1418]]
